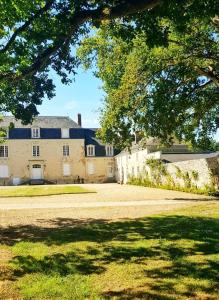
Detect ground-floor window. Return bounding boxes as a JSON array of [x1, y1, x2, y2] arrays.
[[63, 163, 71, 176], [87, 162, 95, 175], [0, 165, 9, 178]]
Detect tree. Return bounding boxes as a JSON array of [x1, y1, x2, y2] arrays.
[[78, 10, 219, 149], [0, 0, 218, 125]]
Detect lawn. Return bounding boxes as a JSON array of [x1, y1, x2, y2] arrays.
[[0, 203, 219, 299], [0, 185, 93, 197]]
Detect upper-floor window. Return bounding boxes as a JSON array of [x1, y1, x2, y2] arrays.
[[32, 127, 40, 138], [33, 145, 40, 157], [63, 145, 69, 156], [61, 128, 69, 138], [105, 145, 114, 157], [87, 145, 95, 156], [0, 145, 8, 157]]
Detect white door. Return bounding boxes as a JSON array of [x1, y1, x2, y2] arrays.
[[31, 164, 42, 179]]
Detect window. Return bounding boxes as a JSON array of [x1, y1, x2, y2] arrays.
[[0, 146, 8, 157], [61, 128, 69, 138], [33, 145, 40, 157], [63, 163, 71, 176], [0, 165, 9, 178], [105, 145, 114, 157], [63, 145, 69, 156], [32, 127, 40, 138], [87, 145, 95, 156], [87, 162, 95, 175]]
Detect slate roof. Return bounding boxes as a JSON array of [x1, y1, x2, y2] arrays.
[[0, 116, 80, 128]]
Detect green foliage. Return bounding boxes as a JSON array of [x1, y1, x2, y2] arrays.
[[0, 0, 218, 130], [129, 160, 216, 195], [79, 4, 219, 149], [191, 170, 199, 181]]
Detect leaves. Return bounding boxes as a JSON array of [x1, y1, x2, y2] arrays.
[[78, 10, 219, 149]]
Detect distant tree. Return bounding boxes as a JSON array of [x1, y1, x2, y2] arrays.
[[78, 11, 219, 149], [0, 0, 218, 126]]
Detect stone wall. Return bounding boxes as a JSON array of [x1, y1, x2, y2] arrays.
[[165, 158, 213, 188]]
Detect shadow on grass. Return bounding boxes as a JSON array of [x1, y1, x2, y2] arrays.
[[1, 214, 219, 299]]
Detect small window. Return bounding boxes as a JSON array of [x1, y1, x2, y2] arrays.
[[63, 145, 69, 156], [87, 145, 95, 157], [61, 128, 69, 138], [63, 163, 71, 176], [32, 128, 40, 138], [0, 145, 8, 157], [33, 145, 40, 157], [33, 164, 41, 168], [0, 165, 9, 178], [105, 145, 114, 157], [87, 162, 95, 175]]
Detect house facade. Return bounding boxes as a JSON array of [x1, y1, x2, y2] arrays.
[[0, 116, 116, 185]]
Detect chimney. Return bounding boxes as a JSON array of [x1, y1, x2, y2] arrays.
[[77, 113, 82, 127]]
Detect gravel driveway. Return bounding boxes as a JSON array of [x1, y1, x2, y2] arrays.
[[0, 183, 214, 227]]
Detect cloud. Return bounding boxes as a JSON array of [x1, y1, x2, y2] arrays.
[[64, 100, 77, 110]]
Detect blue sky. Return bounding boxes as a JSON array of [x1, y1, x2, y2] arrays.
[[37, 68, 104, 128], [37, 68, 219, 141]]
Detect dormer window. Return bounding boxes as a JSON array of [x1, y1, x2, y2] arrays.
[[61, 128, 69, 138], [105, 145, 114, 157], [32, 127, 40, 138], [87, 145, 95, 157]]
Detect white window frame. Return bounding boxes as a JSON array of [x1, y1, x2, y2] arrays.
[[63, 145, 69, 156], [32, 145, 40, 157], [31, 127, 40, 138], [0, 145, 8, 157], [61, 128, 69, 138], [105, 145, 114, 157], [63, 163, 71, 176], [87, 145, 95, 157]]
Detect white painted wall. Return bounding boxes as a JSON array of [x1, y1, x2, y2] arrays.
[[115, 148, 161, 184]]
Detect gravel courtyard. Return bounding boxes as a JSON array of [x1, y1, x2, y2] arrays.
[[0, 183, 214, 227]]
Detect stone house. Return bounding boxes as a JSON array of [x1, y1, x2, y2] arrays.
[[0, 115, 117, 185]]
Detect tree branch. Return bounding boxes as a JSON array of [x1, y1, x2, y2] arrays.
[[0, 0, 161, 81], [0, 0, 55, 54], [195, 66, 219, 88]]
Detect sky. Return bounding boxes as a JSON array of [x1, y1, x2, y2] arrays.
[[37, 68, 104, 128], [36, 67, 219, 141]]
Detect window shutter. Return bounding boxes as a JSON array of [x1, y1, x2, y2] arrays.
[[63, 163, 71, 176], [87, 162, 95, 175], [0, 165, 9, 178]]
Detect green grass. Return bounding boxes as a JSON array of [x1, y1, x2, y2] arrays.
[[0, 203, 219, 299], [0, 185, 94, 197]]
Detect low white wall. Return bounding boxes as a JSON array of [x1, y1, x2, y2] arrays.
[[115, 149, 161, 184], [165, 158, 212, 188]]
